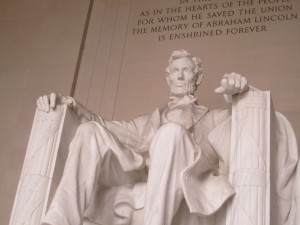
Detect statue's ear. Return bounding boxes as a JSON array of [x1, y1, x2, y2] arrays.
[[196, 74, 203, 85]]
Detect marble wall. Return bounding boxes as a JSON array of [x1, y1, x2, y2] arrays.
[[0, 0, 90, 223]]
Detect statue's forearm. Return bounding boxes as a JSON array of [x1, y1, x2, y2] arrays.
[[68, 98, 102, 124]]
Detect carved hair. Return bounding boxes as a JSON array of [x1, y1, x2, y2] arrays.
[[165, 49, 203, 85]]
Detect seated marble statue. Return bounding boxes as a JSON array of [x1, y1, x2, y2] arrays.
[[37, 50, 298, 225]]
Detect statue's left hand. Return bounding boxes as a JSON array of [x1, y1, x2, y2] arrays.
[[215, 72, 249, 95], [37, 93, 74, 112]]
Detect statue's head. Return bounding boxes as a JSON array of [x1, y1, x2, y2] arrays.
[[165, 49, 203, 96]]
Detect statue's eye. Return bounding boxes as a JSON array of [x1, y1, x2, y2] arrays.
[[170, 69, 179, 75], [183, 68, 192, 74]]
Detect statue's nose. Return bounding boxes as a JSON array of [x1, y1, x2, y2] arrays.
[[178, 71, 184, 80]]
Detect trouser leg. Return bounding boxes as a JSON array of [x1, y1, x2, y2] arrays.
[[42, 121, 142, 225], [144, 123, 195, 225]]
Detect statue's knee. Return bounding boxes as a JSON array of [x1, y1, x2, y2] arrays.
[[150, 123, 189, 159]]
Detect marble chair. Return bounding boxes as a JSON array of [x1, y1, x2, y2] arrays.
[[9, 88, 299, 225]]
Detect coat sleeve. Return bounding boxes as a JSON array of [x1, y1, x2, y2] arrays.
[[71, 98, 151, 150], [274, 112, 300, 225]]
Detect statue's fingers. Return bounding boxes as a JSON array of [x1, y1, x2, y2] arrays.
[[223, 73, 229, 79], [229, 72, 241, 82], [231, 72, 241, 79], [227, 75, 235, 91], [221, 76, 234, 94], [42, 95, 50, 112], [37, 97, 43, 111], [234, 74, 242, 92], [220, 78, 228, 90], [215, 86, 225, 94], [241, 77, 248, 91], [38, 96, 46, 111], [50, 93, 56, 108], [227, 72, 236, 80], [60, 95, 70, 105], [64, 97, 74, 106]]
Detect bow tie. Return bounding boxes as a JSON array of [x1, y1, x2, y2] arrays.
[[166, 95, 197, 130], [168, 95, 197, 109]]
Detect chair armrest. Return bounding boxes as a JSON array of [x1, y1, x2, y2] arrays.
[[226, 88, 276, 225], [10, 105, 80, 225]]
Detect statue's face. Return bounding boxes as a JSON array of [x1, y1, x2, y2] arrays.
[[167, 57, 197, 95]]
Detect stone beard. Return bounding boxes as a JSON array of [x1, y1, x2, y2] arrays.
[[168, 77, 197, 95]]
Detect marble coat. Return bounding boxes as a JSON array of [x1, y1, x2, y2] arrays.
[[83, 99, 236, 225]]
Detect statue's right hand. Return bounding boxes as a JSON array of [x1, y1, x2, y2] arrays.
[[37, 93, 74, 112]]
